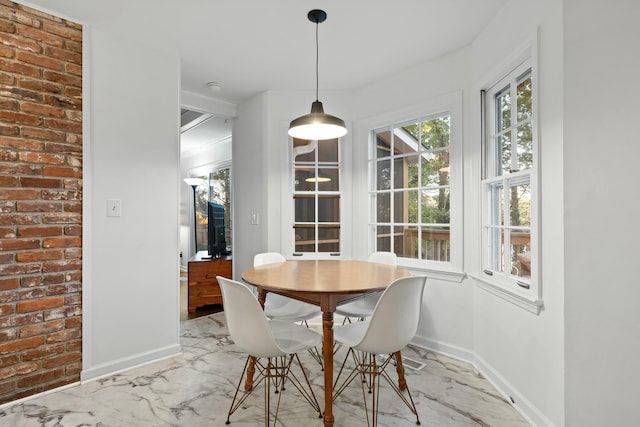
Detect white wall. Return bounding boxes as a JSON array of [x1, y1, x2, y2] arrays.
[[467, 1, 564, 426], [564, 1, 640, 425], [81, 25, 182, 378]]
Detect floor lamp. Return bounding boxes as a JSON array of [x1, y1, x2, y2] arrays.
[[184, 178, 203, 254]]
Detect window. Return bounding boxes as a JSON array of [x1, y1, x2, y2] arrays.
[[193, 166, 232, 252], [291, 138, 341, 255], [368, 99, 462, 276], [480, 56, 540, 311]]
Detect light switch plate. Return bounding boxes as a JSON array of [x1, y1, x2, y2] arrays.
[[107, 199, 121, 217]]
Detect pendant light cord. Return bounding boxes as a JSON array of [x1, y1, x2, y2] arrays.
[[315, 20, 319, 102]]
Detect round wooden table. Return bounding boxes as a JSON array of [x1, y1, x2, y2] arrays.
[[242, 259, 411, 427]]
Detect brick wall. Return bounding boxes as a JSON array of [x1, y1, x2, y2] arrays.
[[0, 0, 82, 404]]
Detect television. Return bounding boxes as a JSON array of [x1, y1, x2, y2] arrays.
[[207, 202, 227, 258]]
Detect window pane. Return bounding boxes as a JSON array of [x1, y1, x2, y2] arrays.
[[517, 75, 532, 122], [500, 133, 511, 174], [294, 196, 315, 222], [509, 181, 531, 227], [295, 168, 315, 191], [405, 190, 419, 224], [374, 130, 392, 159], [376, 193, 390, 223], [293, 138, 315, 162], [405, 155, 419, 189], [377, 159, 391, 190], [497, 88, 511, 130], [294, 225, 315, 252], [487, 183, 504, 226], [511, 230, 531, 278], [318, 196, 339, 222], [318, 226, 340, 252], [422, 226, 451, 261], [422, 150, 450, 186], [402, 225, 419, 259], [317, 167, 339, 191], [393, 157, 405, 189], [422, 188, 450, 224], [317, 138, 338, 162], [393, 225, 405, 257], [421, 116, 450, 151], [517, 122, 533, 170], [376, 225, 391, 251]]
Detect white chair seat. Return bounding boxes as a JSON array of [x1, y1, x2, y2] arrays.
[[268, 320, 321, 353], [265, 295, 320, 322], [333, 319, 369, 348], [335, 292, 381, 319]]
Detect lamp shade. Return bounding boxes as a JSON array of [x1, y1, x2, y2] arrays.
[[288, 101, 347, 140]]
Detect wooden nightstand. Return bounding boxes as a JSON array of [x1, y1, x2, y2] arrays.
[[187, 251, 232, 312]]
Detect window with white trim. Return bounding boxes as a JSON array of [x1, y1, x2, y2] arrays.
[[480, 56, 540, 310], [291, 137, 341, 255], [369, 105, 462, 274]]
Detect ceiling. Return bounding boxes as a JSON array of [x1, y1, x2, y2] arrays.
[[24, 0, 508, 150]]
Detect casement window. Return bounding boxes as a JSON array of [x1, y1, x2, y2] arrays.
[[291, 137, 342, 256], [479, 55, 541, 313], [368, 95, 463, 277]]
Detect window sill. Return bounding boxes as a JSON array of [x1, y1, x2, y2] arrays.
[[470, 274, 543, 315], [402, 265, 466, 283]]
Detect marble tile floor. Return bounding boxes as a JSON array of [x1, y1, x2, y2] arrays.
[[0, 312, 530, 427]]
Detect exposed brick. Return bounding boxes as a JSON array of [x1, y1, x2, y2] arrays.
[[21, 101, 66, 118], [18, 151, 65, 165], [16, 367, 63, 387], [0, 335, 43, 354], [16, 296, 63, 313], [42, 212, 80, 224], [0, 278, 18, 291], [21, 342, 64, 361], [0, 175, 17, 186], [42, 351, 80, 369], [0, 329, 16, 342], [16, 50, 62, 71], [46, 328, 79, 343], [16, 250, 63, 263], [17, 225, 62, 238], [42, 117, 81, 133], [0, 4, 42, 27], [0, 262, 40, 276], [0, 361, 40, 380], [17, 77, 63, 94], [0, 1, 82, 403], [15, 287, 46, 301], [20, 177, 62, 189], [42, 259, 81, 273], [43, 165, 80, 178], [0, 32, 41, 53], [0, 134, 43, 153], [42, 237, 79, 249], [20, 319, 64, 337], [0, 238, 40, 251], [41, 21, 81, 42], [16, 201, 63, 212], [21, 127, 65, 141], [15, 25, 63, 47], [0, 354, 19, 368]]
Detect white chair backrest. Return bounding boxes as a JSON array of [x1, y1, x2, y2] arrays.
[[217, 276, 284, 358], [254, 252, 286, 267], [368, 251, 397, 266], [356, 275, 426, 355]]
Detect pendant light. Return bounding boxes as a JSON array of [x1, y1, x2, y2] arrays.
[[288, 9, 347, 141]]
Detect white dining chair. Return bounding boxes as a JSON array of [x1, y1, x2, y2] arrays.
[[332, 275, 427, 427], [253, 252, 321, 323], [217, 276, 322, 426], [335, 251, 397, 323]]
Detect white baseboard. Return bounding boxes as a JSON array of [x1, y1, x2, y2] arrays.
[[411, 334, 555, 427], [81, 344, 182, 382]]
